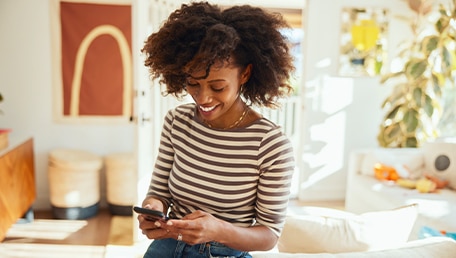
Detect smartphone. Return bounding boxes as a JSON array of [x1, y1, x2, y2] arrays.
[[133, 206, 168, 221]]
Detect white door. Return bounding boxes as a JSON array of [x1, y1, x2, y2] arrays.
[[132, 0, 184, 244]]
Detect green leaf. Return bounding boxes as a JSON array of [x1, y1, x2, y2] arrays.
[[403, 109, 419, 132], [423, 95, 434, 117], [436, 19, 444, 33], [385, 123, 402, 142], [386, 104, 401, 120], [413, 87, 423, 106], [405, 137, 418, 147], [406, 60, 427, 79], [422, 36, 439, 55], [436, 16, 450, 34], [442, 45, 452, 70]]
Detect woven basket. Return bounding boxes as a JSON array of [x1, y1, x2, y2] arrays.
[[48, 149, 102, 208], [104, 152, 136, 206], [49, 149, 103, 170]]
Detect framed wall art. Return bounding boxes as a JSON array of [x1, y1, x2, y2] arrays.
[[339, 7, 389, 77], [50, 0, 132, 123]]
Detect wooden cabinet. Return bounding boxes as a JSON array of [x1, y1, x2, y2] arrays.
[[0, 137, 35, 241]]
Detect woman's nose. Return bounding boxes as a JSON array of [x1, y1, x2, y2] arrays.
[[193, 87, 212, 103]]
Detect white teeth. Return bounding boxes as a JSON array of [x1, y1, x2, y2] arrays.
[[200, 106, 216, 112]]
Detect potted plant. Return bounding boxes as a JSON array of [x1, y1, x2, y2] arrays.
[[377, 0, 456, 147]]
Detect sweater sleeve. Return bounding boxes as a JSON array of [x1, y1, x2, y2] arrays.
[[254, 127, 295, 236], [146, 109, 175, 208]]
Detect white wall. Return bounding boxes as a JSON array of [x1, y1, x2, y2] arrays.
[[298, 0, 414, 201], [0, 0, 135, 210]]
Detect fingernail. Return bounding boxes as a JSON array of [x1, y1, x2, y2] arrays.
[[154, 221, 161, 227], [166, 221, 173, 226]]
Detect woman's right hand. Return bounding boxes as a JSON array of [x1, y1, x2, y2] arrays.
[[137, 198, 170, 239]]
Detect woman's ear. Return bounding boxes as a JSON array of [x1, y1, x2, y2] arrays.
[[241, 64, 252, 84]]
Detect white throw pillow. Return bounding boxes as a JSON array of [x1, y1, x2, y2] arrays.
[[278, 204, 418, 254]]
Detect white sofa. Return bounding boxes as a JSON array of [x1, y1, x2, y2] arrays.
[[250, 198, 456, 257], [345, 147, 456, 240], [251, 237, 456, 257], [251, 146, 456, 257]]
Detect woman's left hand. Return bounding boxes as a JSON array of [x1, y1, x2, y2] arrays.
[[155, 210, 224, 245]]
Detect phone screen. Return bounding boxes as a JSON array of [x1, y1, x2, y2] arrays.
[[133, 206, 168, 221]]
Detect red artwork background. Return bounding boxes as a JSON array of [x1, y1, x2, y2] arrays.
[[60, 2, 132, 116]]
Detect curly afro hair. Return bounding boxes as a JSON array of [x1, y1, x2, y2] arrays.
[[142, 1, 295, 108]]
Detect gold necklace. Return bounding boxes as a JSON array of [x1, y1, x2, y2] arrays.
[[206, 106, 249, 130]]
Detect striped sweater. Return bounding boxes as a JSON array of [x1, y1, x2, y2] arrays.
[[147, 103, 295, 236]]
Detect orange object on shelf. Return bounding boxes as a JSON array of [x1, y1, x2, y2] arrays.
[[374, 163, 400, 181]]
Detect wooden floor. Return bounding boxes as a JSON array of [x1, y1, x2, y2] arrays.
[[2, 209, 115, 246], [1, 208, 143, 258]]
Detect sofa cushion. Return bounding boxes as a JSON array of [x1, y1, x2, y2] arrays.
[[278, 204, 418, 253]]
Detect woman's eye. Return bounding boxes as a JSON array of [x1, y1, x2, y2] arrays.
[[186, 82, 199, 87], [212, 87, 224, 92]]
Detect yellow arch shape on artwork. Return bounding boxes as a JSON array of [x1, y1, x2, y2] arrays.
[[70, 24, 132, 117]]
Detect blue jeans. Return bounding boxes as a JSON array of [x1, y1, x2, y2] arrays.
[[143, 238, 252, 258]]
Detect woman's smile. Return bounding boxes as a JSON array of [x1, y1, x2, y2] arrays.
[[198, 104, 219, 119], [185, 62, 248, 128], [199, 105, 217, 113]]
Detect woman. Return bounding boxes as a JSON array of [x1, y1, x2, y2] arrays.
[[137, 2, 296, 257]]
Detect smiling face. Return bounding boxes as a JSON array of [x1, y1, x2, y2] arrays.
[[185, 61, 251, 129]]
